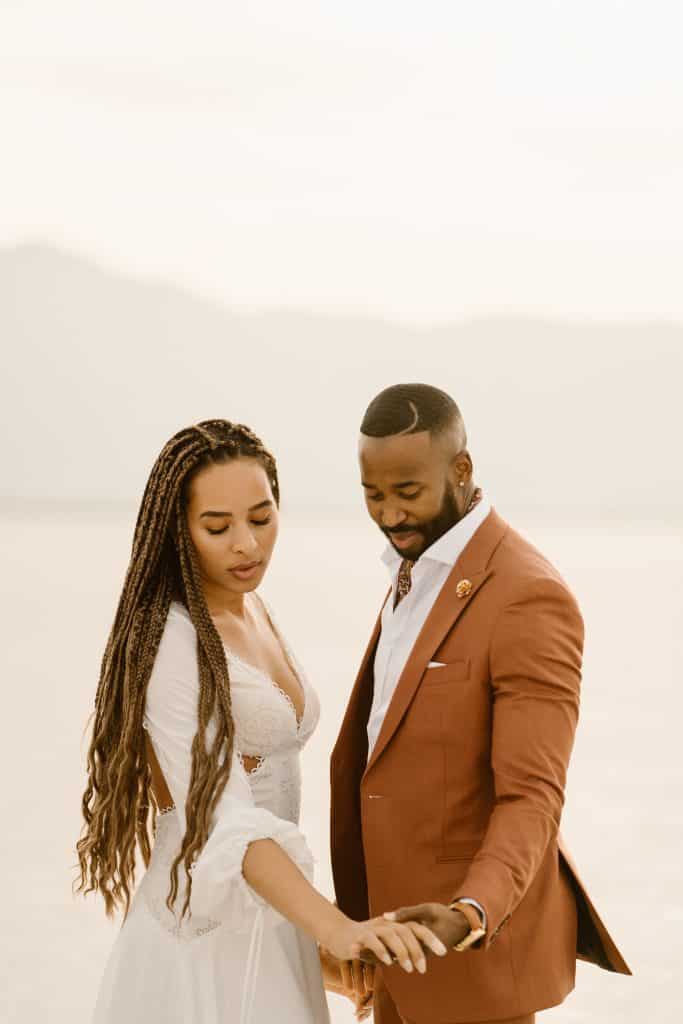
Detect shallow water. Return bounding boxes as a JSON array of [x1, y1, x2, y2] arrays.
[[1, 513, 680, 1022]]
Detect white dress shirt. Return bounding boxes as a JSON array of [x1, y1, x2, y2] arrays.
[[367, 494, 492, 759], [366, 495, 492, 932]]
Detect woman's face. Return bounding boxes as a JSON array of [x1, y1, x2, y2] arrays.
[[185, 457, 279, 596]]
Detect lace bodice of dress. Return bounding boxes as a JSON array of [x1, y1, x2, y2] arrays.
[[168, 599, 319, 824], [228, 611, 320, 827]]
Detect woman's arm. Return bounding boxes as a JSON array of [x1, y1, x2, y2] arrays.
[[242, 836, 438, 966], [145, 607, 445, 970]]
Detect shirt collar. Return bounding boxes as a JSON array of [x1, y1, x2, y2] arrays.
[[381, 494, 492, 576]]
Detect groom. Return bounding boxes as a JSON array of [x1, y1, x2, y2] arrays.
[[330, 384, 630, 1024]]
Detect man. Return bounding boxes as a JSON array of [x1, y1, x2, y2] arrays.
[[330, 384, 630, 1024]]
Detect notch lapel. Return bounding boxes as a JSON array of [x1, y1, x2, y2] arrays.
[[331, 591, 389, 770], [363, 509, 508, 777]]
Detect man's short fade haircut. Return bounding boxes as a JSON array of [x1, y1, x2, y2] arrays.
[[361, 383, 465, 442]]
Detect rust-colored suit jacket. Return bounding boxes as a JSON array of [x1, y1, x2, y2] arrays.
[[330, 509, 631, 1023]]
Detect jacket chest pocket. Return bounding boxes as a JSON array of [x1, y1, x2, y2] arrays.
[[399, 660, 471, 748], [420, 658, 470, 686]]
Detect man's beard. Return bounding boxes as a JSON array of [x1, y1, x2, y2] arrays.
[[384, 484, 461, 560]]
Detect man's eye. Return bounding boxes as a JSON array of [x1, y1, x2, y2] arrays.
[[366, 494, 382, 503], [207, 526, 228, 535], [399, 491, 421, 500]]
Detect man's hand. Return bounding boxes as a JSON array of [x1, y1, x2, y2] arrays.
[[383, 903, 471, 953]]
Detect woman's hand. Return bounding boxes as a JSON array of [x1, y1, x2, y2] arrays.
[[340, 958, 374, 1021], [384, 903, 472, 950], [319, 946, 374, 1020], [318, 944, 346, 994], [323, 915, 447, 974]]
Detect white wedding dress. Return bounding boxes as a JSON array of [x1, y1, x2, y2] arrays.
[[92, 598, 330, 1024]]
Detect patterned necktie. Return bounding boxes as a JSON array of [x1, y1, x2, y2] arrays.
[[393, 486, 484, 610]]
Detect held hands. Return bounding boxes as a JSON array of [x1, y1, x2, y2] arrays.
[[318, 907, 451, 1018], [324, 914, 448, 975], [384, 903, 471, 952], [352, 903, 472, 966], [318, 911, 446, 1023]]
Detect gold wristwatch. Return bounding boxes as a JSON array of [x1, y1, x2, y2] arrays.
[[447, 899, 487, 951]]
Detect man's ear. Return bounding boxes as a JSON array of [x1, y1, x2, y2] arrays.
[[449, 449, 472, 487]]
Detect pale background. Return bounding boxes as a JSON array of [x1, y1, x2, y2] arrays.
[[1, 3, 681, 1023]]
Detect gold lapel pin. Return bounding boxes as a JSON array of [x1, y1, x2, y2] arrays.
[[456, 578, 473, 599]]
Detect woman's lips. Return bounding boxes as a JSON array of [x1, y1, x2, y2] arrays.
[[228, 561, 262, 580]]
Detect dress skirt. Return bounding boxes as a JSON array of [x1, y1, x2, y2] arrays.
[[92, 812, 330, 1024]]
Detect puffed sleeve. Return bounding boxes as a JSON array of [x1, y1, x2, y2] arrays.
[[143, 603, 315, 932]]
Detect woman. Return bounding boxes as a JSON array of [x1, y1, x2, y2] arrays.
[[76, 420, 446, 1024]]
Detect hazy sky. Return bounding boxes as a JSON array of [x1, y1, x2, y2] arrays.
[[2, 2, 682, 322]]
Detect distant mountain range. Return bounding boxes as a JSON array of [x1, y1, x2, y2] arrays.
[[2, 243, 681, 523]]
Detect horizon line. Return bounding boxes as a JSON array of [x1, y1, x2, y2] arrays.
[[3, 237, 683, 331]]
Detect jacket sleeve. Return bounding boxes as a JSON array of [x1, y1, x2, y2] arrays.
[[457, 576, 584, 947], [143, 607, 315, 931]]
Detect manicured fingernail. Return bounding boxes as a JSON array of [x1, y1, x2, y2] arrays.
[[383, 911, 396, 920], [383, 954, 392, 965], [418, 959, 426, 974], [403, 960, 413, 972], [435, 941, 448, 955]]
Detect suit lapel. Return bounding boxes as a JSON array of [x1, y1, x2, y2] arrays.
[[364, 508, 508, 777], [331, 591, 389, 769]]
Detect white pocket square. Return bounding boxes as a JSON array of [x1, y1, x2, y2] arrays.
[[427, 661, 447, 668]]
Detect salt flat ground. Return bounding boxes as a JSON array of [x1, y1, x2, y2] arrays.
[[1, 512, 680, 1023]]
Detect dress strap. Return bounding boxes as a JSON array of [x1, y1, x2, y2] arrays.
[[239, 905, 265, 1024]]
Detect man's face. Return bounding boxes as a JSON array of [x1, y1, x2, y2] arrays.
[[359, 430, 464, 561]]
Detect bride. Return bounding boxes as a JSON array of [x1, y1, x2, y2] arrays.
[[76, 419, 446, 1024]]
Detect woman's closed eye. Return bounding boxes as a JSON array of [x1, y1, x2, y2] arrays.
[[207, 518, 271, 535]]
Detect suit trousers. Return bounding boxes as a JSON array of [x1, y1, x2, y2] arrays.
[[373, 970, 535, 1024]]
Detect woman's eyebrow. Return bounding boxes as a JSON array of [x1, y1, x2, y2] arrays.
[[199, 500, 273, 519]]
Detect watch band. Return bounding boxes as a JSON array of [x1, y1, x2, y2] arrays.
[[448, 899, 487, 951]]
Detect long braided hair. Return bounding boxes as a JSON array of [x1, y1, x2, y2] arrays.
[[75, 419, 279, 921]]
